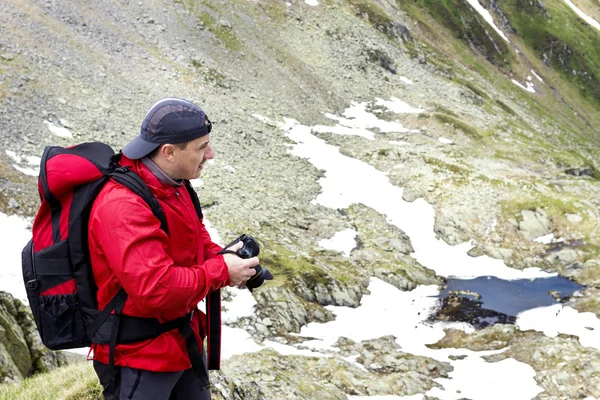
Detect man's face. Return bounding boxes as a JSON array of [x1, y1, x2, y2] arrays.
[[171, 134, 214, 180]]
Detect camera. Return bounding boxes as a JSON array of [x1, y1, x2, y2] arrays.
[[219, 234, 273, 291]]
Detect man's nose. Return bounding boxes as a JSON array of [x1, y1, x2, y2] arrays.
[[204, 144, 214, 159]]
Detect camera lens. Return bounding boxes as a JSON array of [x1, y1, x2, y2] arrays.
[[246, 264, 273, 291]]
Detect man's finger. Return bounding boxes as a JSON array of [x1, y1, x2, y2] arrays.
[[244, 256, 260, 268], [229, 241, 243, 251]]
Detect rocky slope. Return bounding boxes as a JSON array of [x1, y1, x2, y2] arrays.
[[0, 0, 599, 398]]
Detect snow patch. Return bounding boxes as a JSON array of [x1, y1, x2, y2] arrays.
[[318, 228, 357, 257], [5, 150, 40, 176], [44, 121, 72, 138], [0, 213, 31, 302], [534, 233, 554, 244], [305, 0, 318, 6], [531, 70, 544, 83], [562, 0, 600, 32], [517, 304, 600, 350], [464, 0, 510, 42], [438, 137, 453, 144], [375, 97, 424, 114], [512, 79, 536, 93]]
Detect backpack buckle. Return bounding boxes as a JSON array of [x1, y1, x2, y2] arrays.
[[114, 167, 129, 174], [26, 279, 38, 290]]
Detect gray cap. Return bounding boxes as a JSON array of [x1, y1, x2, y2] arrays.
[[122, 97, 212, 160]]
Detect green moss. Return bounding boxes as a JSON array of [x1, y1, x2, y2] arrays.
[[497, 0, 600, 106], [494, 99, 516, 116], [190, 59, 229, 87], [424, 156, 471, 176], [257, 0, 288, 23], [501, 194, 580, 219], [347, 0, 397, 39], [197, 11, 243, 51], [434, 105, 459, 117], [260, 244, 323, 286], [400, 0, 512, 67], [433, 113, 483, 140]]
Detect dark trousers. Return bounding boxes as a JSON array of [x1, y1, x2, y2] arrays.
[[93, 361, 211, 400]]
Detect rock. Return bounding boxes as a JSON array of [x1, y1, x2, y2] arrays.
[[486, 246, 513, 261], [565, 167, 594, 178], [58, 119, 73, 129], [219, 18, 232, 28], [519, 209, 552, 240], [434, 212, 470, 245], [0, 53, 15, 61], [490, 232, 503, 243], [8, 198, 19, 209], [545, 249, 579, 266], [252, 286, 335, 336], [565, 213, 582, 224], [495, 331, 600, 399], [0, 292, 67, 383]]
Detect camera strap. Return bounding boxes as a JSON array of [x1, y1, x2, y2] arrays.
[[217, 249, 239, 256]]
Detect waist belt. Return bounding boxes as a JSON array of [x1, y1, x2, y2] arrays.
[[86, 288, 221, 394]]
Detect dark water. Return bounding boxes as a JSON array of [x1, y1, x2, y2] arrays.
[[432, 276, 584, 328]]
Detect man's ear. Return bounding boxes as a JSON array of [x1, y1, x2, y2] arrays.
[[160, 144, 177, 162]]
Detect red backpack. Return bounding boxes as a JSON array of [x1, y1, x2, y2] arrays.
[[21, 142, 219, 388]]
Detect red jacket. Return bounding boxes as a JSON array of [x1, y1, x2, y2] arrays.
[[88, 156, 229, 371]]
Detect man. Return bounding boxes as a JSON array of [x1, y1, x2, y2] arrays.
[[88, 97, 258, 399]]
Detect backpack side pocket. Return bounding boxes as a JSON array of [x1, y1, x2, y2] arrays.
[[23, 240, 88, 350]]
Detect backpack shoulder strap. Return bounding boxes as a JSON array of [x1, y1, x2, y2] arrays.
[[109, 167, 169, 235], [183, 180, 203, 220]]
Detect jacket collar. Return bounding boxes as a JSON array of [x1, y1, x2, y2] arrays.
[[119, 155, 177, 198]]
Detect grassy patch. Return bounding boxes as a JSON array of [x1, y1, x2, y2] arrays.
[[494, 99, 516, 116], [501, 193, 580, 220], [424, 156, 471, 176], [346, 0, 399, 40], [400, 0, 512, 68], [497, 0, 600, 106], [190, 59, 229, 88], [197, 11, 244, 51], [433, 113, 483, 140], [0, 362, 101, 400]]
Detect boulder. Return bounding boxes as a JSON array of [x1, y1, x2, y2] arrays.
[[0, 291, 67, 383], [519, 209, 552, 240]]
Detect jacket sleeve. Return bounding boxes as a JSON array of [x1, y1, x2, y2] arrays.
[[90, 190, 229, 318]]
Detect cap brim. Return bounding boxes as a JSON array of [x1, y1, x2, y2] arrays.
[[121, 135, 160, 160]]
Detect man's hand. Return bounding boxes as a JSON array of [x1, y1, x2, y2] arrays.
[[222, 241, 258, 286]]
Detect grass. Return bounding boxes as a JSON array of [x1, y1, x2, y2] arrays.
[[346, 0, 403, 41], [197, 11, 244, 51], [0, 362, 101, 400], [497, 0, 600, 106], [398, 0, 513, 68], [433, 113, 483, 140]]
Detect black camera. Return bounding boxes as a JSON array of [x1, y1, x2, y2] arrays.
[[219, 234, 273, 291]]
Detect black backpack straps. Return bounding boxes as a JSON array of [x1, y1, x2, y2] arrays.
[[206, 290, 221, 370], [86, 288, 128, 340], [184, 181, 221, 370], [178, 313, 210, 390], [184, 180, 203, 220], [40, 146, 62, 244], [109, 168, 169, 235], [108, 289, 127, 398]]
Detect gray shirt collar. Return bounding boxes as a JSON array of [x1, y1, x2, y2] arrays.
[[141, 156, 183, 187]]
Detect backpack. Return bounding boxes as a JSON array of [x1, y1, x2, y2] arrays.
[[21, 142, 220, 388]]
